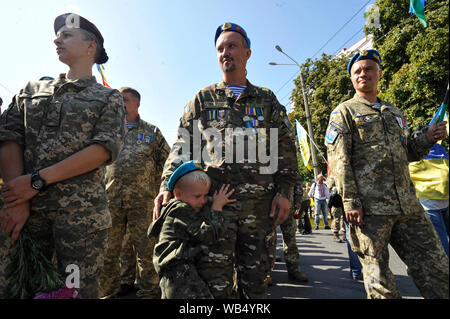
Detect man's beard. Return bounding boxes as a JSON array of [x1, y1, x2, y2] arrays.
[[221, 59, 236, 73]]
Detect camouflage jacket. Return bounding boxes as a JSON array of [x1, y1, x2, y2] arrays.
[[148, 198, 226, 275], [325, 93, 433, 216], [0, 74, 125, 212], [160, 80, 298, 200], [105, 116, 170, 208]]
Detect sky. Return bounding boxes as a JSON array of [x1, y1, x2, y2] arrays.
[[0, 0, 375, 145]]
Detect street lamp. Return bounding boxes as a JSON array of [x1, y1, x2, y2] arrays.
[[269, 45, 321, 179]]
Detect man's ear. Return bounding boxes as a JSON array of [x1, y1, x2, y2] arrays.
[[246, 48, 252, 60]]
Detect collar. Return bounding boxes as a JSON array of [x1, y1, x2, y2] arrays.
[[353, 93, 390, 112], [126, 114, 142, 130], [215, 79, 259, 99], [58, 73, 98, 88]]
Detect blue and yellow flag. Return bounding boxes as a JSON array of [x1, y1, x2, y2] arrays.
[[96, 64, 111, 88], [295, 120, 312, 171], [409, 106, 449, 199]]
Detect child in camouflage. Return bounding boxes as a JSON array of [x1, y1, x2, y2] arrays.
[[148, 161, 236, 299]]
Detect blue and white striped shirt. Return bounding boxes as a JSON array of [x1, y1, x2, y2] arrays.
[[126, 122, 137, 129], [227, 85, 246, 98]]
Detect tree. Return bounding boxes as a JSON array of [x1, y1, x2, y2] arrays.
[[289, 0, 449, 175], [366, 0, 449, 149], [289, 54, 354, 176]]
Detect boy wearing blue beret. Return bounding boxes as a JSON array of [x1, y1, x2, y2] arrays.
[[148, 161, 235, 298]]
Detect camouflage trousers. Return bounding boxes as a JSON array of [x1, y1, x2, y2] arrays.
[[331, 206, 344, 234], [267, 207, 301, 275], [160, 263, 214, 299], [119, 227, 137, 286], [98, 206, 159, 298], [197, 192, 276, 299], [349, 210, 449, 299], [0, 206, 110, 299]]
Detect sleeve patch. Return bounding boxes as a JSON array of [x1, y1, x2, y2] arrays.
[[325, 129, 339, 145], [330, 121, 346, 133]]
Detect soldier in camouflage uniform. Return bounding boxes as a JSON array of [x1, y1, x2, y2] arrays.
[[326, 49, 449, 299], [0, 13, 125, 298], [98, 87, 170, 298], [266, 172, 309, 286], [153, 23, 298, 299], [117, 226, 137, 295], [283, 173, 309, 282]]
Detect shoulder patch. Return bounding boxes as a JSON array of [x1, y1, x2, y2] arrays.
[[330, 121, 346, 133], [325, 129, 339, 145]]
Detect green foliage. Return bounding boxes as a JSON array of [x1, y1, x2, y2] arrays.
[[368, 0, 449, 149], [289, 0, 449, 172], [6, 224, 64, 299], [290, 54, 354, 174]]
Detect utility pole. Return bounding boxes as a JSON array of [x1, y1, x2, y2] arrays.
[[271, 46, 321, 179]]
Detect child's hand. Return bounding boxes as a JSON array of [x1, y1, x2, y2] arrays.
[[211, 184, 237, 211]]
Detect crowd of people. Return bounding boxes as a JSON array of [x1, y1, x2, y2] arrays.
[[0, 13, 448, 300]]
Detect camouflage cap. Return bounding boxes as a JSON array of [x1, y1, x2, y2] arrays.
[[215, 22, 251, 48], [167, 160, 204, 191], [347, 49, 382, 75]]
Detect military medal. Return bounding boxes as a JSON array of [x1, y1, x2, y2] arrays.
[[136, 132, 143, 144], [207, 110, 213, 126], [218, 110, 226, 127], [394, 114, 408, 146], [255, 107, 264, 122], [363, 115, 373, 122], [395, 115, 405, 129], [243, 115, 250, 122]]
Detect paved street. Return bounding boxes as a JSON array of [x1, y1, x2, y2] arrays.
[[268, 225, 422, 299], [118, 220, 423, 300]]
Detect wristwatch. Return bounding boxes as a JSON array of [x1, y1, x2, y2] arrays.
[[30, 171, 47, 191]]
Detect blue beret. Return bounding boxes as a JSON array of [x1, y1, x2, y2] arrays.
[[215, 22, 251, 48], [39, 76, 54, 81], [167, 160, 204, 191], [347, 49, 382, 75]]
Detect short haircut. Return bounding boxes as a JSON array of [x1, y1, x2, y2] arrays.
[[174, 170, 211, 191], [119, 87, 141, 101]]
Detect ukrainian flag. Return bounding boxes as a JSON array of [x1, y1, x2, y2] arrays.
[[409, 106, 449, 199]]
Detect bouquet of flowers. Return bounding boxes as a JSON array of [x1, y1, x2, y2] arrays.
[[5, 223, 81, 299]]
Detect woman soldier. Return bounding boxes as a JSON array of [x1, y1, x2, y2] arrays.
[[0, 13, 125, 298]]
